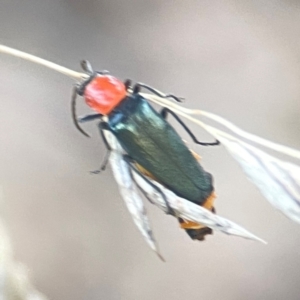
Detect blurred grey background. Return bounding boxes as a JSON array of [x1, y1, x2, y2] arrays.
[[1, 1, 300, 299]]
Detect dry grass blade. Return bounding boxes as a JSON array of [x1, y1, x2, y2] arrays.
[[104, 132, 163, 260], [216, 136, 300, 223], [132, 170, 265, 243], [0, 44, 87, 80]]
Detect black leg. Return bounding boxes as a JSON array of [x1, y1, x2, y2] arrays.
[[98, 123, 113, 151], [133, 83, 184, 103], [161, 108, 220, 146], [122, 154, 175, 216], [78, 113, 103, 123], [90, 149, 111, 174], [90, 124, 112, 174]]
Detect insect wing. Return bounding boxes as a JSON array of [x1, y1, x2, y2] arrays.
[[217, 136, 300, 223], [104, 131, 163, 260], [132, 170, 265, 243]]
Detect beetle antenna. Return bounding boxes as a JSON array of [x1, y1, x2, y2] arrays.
[[81, 60, 94, 75], [71, 86, 90, 138]]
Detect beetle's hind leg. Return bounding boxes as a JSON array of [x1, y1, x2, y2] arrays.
[[160, 107, 220, 146], [122, 154, 176, 216]]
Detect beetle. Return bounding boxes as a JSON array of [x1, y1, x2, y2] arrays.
[[1, 44, 299, 256], [72, 61, 220, 241]]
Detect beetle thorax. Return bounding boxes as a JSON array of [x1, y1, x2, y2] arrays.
[[84, 75, 126, 115]]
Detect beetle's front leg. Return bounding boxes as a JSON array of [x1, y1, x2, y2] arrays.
[[133, 83, 184, 103], [90, 122, 112, 174], [78, 113, 102, 123]]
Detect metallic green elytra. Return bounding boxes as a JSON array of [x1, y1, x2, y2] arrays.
[[106, 94, 216, 240], [107, 94, 214, 204]]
